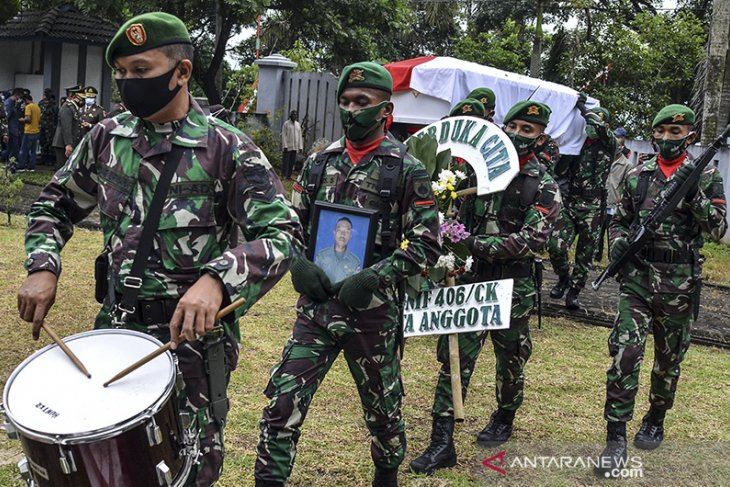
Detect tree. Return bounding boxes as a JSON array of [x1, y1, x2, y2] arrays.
[[453, 19, 531, 74]]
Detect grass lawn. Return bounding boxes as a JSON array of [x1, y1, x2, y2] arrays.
[[0, 215, 729, 486]]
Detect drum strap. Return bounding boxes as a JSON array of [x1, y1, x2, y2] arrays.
[[114, 144, 187, 323], [203, 327, 229, 426]]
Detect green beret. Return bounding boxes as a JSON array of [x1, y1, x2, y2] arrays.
[[105, 12, 192, 67], [337, 62, 393, 99], [592, 107, 611, 124], [503, 100, 552, 127], [652, 104, 695, 127], [449, 98, 486, 118], [467, 88, 496, 109]]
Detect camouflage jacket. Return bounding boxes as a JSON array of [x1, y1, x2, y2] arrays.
[[534, 134, 561, 175], [609, 155, 727, 294], [460, 156, 561, 282], [291, 135, 441, 303], [25, 98, 303, 337], [564, 116, 617, 207]]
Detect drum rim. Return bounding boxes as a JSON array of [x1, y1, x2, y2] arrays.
[[2, 328, 177, 445]]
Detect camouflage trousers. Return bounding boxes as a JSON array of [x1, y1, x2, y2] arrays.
[[432, 280, 535, 417], [604, 288, 693, 423], [255, 296, 405, 484], [95, 303, 239, 487], [548, 203, 602, 290]]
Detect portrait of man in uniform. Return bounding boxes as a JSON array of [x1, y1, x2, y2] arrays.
[[310, 203, 377, 284]]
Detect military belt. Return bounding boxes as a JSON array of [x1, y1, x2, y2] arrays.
[[115, 296, 179, 325], [475, 259, 533, 280], [640, 247, 693, 264]]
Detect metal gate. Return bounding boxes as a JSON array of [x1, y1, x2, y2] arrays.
[[283, 71, 343, 152]]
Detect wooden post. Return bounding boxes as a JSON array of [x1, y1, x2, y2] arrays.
[[446, 275, 465, 421]]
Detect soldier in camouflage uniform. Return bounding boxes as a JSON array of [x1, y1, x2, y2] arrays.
[[534, 133, 561, 175], [466, 87, 496, 122], [595, 105, 727, 477], [410, 101, 562, 475], [38, 88, 58, 165], [79, 86, 106, 134], [17, 13, 303, 487], [548, 96, 617, 309], [254, 62, 441, 487]]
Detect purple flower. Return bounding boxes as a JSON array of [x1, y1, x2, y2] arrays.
[[440, 220, 470, 243]]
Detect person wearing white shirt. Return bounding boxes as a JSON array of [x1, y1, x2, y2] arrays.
[[281, 110, 303, 179]]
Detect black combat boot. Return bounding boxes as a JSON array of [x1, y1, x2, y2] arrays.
[[549, 275, 569, 299], [476, 409, 514, 447], [594, 421, 628, 478], [634, 408, 665, 450], [372, 466, 398, 487], [409, 416, 457, 475], [565, 287, 581, 310]]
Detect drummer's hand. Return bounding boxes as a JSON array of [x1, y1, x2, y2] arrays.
[[17, 271, 58, 340], [169, 273, 224, 349]]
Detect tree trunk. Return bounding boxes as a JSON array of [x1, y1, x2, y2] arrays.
[[529, 0, 544, 78], [701, 0, 730, 144], [197, 1, 234, 106]]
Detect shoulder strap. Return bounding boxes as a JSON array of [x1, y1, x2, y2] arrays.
[[118, 144, 187, 316], [377, 154, 404, 251], [633, 170, 651, 209], [520, 164, 544, 210], [306, 151, 331, 197]]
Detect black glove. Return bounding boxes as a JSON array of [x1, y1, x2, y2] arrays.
[[674, 162, 699, 200], [609, 237, 629, 263], [337, 268, 380, 309], [290, 258, 333, 303]]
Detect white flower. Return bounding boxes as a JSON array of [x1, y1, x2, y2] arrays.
[[438, 169, 455, 182], [434, 253, 456, 271], [438, 212, 445, 225], [432, 181, 446, 193], [464, 256, 474, 273], [454, 170, 466, 181]]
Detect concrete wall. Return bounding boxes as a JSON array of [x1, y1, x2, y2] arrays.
[[59, 42, 79, 93], [0, 41, 33, 90]]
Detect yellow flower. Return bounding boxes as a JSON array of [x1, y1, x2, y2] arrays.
[[451, 191, 458, 199], [400, 239, 410, 250], [446, 183, 454, 191]]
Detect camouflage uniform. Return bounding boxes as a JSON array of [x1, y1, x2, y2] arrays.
[[25, 98, 303, 486], [431, 156, 561, 417], [548, 117, 616, 291], [534, 133, 561, 176], [605, 156, 726, 422], [254, 134, 441, 484], [38, 96, 58, 164]]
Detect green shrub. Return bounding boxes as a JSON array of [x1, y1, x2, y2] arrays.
[[0, 162, 24, 225]]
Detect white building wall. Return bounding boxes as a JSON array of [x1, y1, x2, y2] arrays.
[[0, 41, 33, 89], [60, 42, 79, 90], [85, 45, 103, 101]]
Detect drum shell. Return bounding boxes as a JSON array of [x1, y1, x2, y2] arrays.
[[17, 392, 186, 487]]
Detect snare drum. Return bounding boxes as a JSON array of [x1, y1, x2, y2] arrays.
[[2, 329, 197, 487]]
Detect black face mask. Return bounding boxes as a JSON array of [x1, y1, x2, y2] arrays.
[[116, 65, 182, 118]]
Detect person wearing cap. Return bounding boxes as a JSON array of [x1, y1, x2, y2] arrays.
[[410, 100, 561, 476], [51, 84, 84, 167], [594, 104, 726, 477], [38, 88, 58, 165], [79, 86, 106, 134], [548, 96, 617, 309], [17, 12, 303, 486], [467, 87, 496, 122], [614, 126, 631, 159], [254, 61, 441, 487]]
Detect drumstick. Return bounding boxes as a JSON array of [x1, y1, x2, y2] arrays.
[[42, 323, 92, 378], [103, 297, 246, 387]]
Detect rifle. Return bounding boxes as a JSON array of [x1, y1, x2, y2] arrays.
[[592, 124, 730, 290]]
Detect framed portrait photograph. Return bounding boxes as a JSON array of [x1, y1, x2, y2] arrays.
[[308, 202, 379, 284]]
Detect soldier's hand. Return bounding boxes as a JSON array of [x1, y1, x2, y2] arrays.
[[609, 237, 629, 263], [17, 271, 58, 340], [337, 268, 380, 309], [576, 92, 588, 107], [170, 273, 224, 349], [674, 162, 698, 197], [290, 258, 333, 303], [64, 144, 73, 157]]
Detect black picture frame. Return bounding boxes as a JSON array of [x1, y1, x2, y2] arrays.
[[308, 202, 378, 284]]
